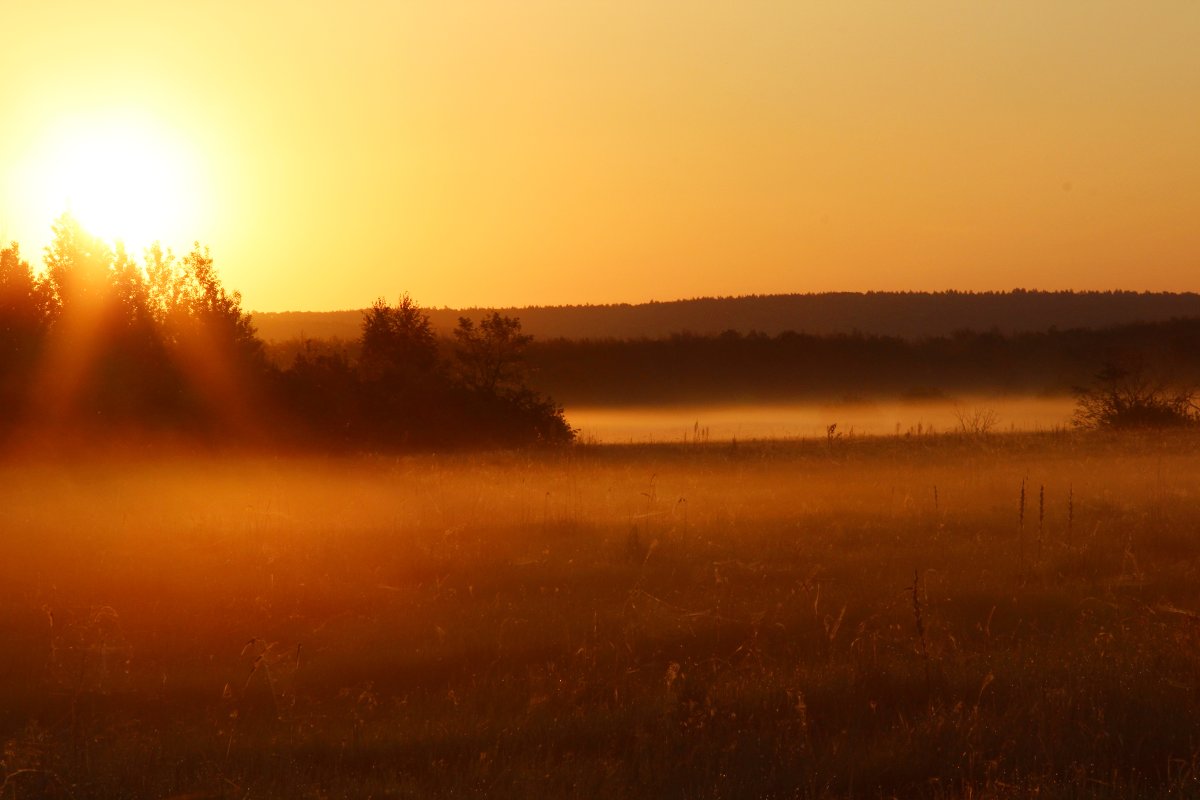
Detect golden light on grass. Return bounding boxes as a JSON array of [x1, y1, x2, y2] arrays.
[[4, 435, 1200, 795], [27, 114, 203, 254]]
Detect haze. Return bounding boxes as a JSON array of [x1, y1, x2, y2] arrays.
[[569, 396, 1075, 444], [2, 1, 1198, 311]]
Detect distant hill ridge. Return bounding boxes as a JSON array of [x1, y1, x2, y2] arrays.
[[250, 290, 1200, 343]]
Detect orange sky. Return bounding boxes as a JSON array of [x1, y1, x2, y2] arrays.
[[2, 1, 1198, 311]]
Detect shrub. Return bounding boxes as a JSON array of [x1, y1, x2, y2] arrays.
[[1073, 362, 1198, 429]]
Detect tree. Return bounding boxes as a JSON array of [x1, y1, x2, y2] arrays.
[[5, 210, 575, 448], [1073, 361, 1197, 429], [280, 341, 360, 445], [453, 312, 532, 395], [144, 241, 262, 366], [0, 243, 53, 416], [143, 242, 179, 323], [109, 241, 155, 331], [359, 295, 438, 381], [30, 217, 264, 428], [0, 242, 52, 344], [448, 312, 574, 445], [174, 243, 261, 363], [42, 212, 113, 316]]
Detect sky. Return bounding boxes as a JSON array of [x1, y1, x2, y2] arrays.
[[1, 1, 1198, 312]]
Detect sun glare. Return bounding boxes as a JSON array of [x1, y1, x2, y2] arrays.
[[32, 117, 201, 253]]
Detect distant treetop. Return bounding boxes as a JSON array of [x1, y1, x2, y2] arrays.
[[251, 290, 1200, 343]]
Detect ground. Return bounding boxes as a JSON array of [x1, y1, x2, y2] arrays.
[[2, 431, 1200, 798]]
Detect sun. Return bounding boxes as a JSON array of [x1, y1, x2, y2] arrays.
[[33, 116, 201, 253]]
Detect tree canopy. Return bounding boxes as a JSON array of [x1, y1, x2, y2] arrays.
[[0, 214, 573, 449]]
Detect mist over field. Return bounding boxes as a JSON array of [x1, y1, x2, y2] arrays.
[[6, 222, 1200, 796], [6, 220, 1200, 796], [5, 433, 1200, 797], [6, 0, 1200, 794], [567, 396, 1075, 443]]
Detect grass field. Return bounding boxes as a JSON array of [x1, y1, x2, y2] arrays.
[[3, 431, 1200, 798]]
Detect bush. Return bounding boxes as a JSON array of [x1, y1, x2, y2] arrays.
[[1073, 362, 1198, 429], [277, 299, 575, 449]]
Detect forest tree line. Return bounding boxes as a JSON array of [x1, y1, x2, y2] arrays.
[[264, 320, 1200, 409], [252, 290, 1200, 343], [0, 215, 573, 448], [5, 214, 1197, 442]]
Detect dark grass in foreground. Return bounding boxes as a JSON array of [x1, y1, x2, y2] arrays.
[[3, 432, 1200, 798]]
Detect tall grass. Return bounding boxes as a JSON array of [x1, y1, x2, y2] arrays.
[[1, 432, 1200, 797]]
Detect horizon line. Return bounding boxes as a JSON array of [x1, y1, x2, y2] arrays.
[[247, 287, 1200, 316]]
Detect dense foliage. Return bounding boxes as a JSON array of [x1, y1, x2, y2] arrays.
[[0, 215, 573, 448], [367, 322, 1199, 408], [282, 299, 574, 447], [1, 215, 264, 431], [261, 313, 1200, 428], [1073, 362, 1199, 429]]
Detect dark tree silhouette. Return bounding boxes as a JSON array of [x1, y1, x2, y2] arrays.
[[360, 295, 439, 381], [164, 244, 263, 367], [1073, 362, 1198, 429], [0, 214, 572, 449], [0, 214, 272, 433], [448, 312, 574, 444], [0, 243, 53, 412], [0, 243, 52, 348], [276, 297, 573, 448], [454, 312, 533, 395]]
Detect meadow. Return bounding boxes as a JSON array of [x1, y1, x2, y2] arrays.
[[2, 431, 1200, 798]]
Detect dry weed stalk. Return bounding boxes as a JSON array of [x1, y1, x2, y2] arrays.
[[911, 569, 931, 692], [1018, 478, 1027, 575], [1068, 484, 1075, 546], [1037, 484, 1045, 561]]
